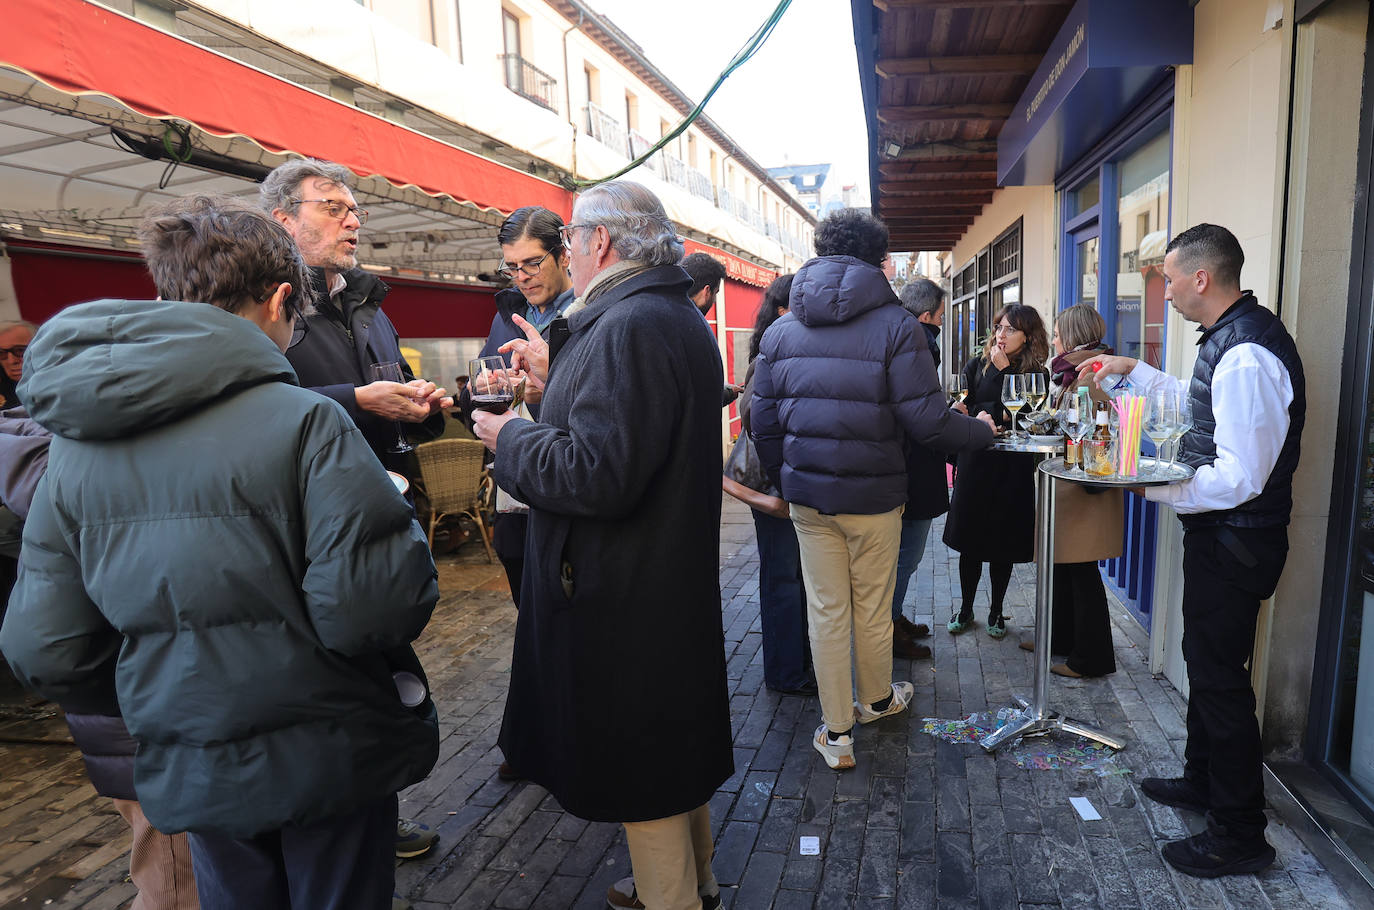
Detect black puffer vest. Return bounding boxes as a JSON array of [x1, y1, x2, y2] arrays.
[[1178, 293, 1305, 529]]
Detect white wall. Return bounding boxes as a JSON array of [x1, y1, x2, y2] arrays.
[[949, 185, 1057, 327]]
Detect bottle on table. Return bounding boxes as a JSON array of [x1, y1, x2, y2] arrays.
[[1084, 401, 1114, 477]]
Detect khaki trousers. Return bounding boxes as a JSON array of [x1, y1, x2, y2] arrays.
[[790, 503, 903, 732], [621, 804, 717, 910], [112, 798, 200, 910]]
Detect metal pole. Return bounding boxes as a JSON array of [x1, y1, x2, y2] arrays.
[[1032, 468, 1055, 720]]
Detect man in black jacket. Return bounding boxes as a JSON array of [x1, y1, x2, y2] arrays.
[[890, 278, 949, 661], [263, 159, 449, 469], [263, 159, 446, 865], [1086, 224, 1305, 877]]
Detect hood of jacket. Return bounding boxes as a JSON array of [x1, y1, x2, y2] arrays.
[[789, 256, 898, 328], [19, 298, 296, 441]]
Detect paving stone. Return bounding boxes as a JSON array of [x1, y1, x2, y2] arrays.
[[0, 504, 1360, 910]]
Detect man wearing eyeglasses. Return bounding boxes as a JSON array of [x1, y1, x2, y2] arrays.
[[261, 160, 445, 873], [0, 320, 35, 409], [262, 159, 449, 472]]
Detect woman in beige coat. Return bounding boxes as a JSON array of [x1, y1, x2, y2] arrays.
[[1023, 305, 1124, 677]]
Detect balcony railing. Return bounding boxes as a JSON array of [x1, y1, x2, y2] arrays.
[[585, 101, 627, 156], [498, 54, 558, 113]]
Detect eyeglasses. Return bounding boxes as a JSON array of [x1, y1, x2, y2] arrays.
[[993, 324, 1022, 336], [291, 198, 369, 225], [557, 223, 593, 246], [498, 250, 555, 279], [0, 345, 27, 360], [288, 311, 310, 348]]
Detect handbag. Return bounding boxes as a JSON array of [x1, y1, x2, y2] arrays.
[[724, 431, 779, 498]]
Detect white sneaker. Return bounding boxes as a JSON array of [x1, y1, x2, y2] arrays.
[[813, 724, 855, 770], [854, 682, 914, 724]]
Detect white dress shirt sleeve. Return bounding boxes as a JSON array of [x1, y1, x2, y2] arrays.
[[1144, 343, 1294, 514]]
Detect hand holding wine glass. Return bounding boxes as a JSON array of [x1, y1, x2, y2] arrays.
[[369, 361, 415, 454]]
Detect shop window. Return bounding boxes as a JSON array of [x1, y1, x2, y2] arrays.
[[949, 219, 1022, 373], [1115, 130, 1171, 368]]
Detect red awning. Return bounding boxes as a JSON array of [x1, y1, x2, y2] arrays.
[[1, 0, 572, 218], [682, 240, 779, 289]]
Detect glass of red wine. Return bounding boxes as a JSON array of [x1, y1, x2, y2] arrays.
[[370, 360, 415, 454], [469, 356, 515, 414]]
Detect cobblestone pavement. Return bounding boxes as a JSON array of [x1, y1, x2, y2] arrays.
[[0, 496, 1359, 909]]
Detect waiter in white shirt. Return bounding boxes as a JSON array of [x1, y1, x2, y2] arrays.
[[1082, 223, 1305, 880]]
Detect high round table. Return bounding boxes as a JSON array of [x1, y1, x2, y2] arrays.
[[978, 455, 1195, 753]]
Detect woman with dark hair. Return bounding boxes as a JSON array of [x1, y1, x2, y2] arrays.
[[943, 303, 1050, 638], [729, 274, 815, 694]]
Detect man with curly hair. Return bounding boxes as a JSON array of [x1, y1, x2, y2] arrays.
[[751, 209, 994, 772]]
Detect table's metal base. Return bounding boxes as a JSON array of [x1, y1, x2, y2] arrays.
[[980, 702, 1127, 752]]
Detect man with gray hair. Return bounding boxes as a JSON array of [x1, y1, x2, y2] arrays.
[[473, 181, 732, 910], [889, 277, 949, 660], [261, 158, 445, 867], [261, 159, 449, 471]]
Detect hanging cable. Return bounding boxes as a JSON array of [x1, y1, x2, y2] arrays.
[[569, 0, 792, 189], [157, 123, 194, 189]]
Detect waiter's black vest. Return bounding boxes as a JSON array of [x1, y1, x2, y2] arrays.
[[1177, 293, 1305, 530]]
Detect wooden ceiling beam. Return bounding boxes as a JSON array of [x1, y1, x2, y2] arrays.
[[878, 159, 998, 178], [881, 207, 986, 217], [877, 104, 1015, 124], [876, 53, 1042, 80], [879, 174, 1000, 189], [881, 189, 996, 203]]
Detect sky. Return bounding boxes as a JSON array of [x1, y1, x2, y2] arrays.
[[583, 0, 872, 207]]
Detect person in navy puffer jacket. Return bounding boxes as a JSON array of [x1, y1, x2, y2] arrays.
[[750, 209, 995, 772]]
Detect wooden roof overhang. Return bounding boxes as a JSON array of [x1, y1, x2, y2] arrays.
[[851, 0, 1073, 252]]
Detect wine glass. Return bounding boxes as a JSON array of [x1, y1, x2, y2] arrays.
[[369, 361, 415, 454], [947, 373, 967, 408], [469, 356, 515, 415], [1057, 395, 1093, 473], [1166, 396, 1194, 471], [1000, 373, 1026, 441], [1024, 372, 1047, 425], [1144, 391, 1179, 477]]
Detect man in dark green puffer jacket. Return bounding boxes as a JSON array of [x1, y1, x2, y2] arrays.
[[0, 196, 439, 910]]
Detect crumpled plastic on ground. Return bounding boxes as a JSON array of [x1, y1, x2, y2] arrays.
[[921, 710, 1130, 777]]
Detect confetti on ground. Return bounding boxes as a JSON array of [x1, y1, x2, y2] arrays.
[[921, 710, 1130, 777]]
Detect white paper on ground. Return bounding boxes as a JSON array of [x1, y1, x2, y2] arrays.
[[1069, 796, 1102, 821], [799, 836, 820, 855]]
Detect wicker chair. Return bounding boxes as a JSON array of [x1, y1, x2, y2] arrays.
[[413, 438, 495, 562]]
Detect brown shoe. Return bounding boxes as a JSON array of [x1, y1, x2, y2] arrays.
[[1051, 663, 1083, 678], [893, 624, 932, 660], [1018, 640, 1034, 652], [896, 615, 930, 639]]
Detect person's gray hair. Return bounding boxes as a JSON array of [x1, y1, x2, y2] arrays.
[[259, 158, 354, 215], [572, 181, 683, 267], [0, 320, 37, 336], [899, 278, 945, 319]]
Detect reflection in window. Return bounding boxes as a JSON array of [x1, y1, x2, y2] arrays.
[[1116, 131, 1171, 367]]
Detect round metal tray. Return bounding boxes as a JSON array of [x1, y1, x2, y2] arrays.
[[989, 436, 1065, 454], [1039, 457, 1195, 487]]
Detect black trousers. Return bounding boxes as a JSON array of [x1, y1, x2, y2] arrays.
[[1180, 524, 1288, 841], [493, 512, 527, 609], [1051, 562, 1116, 677], [187, 793, 397, 910]]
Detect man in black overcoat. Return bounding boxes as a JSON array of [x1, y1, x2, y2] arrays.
[[473, 181, 732, 910]]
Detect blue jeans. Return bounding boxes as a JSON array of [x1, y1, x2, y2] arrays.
[[751, 509, 813, 691], [891, 518, 933, 620]]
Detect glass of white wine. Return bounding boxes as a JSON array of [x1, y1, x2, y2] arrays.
[[947, 373, 967, 408], [1023, 372, 1048, 432], [1000, 373, 1027, 441]]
